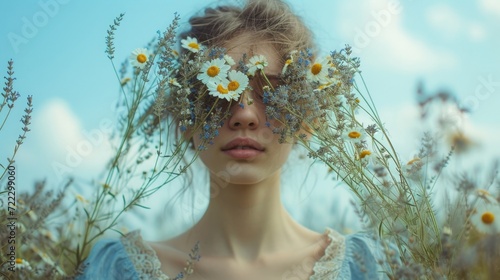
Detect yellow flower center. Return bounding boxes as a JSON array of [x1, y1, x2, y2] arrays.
[[217, 84, 229, 94], [188, 42, 199, 50], [285, 59, 292, 65], [228, 81, 240, 91], [481, 211, 495, 224], [207, 66, 220, 77], [16, 258, 23, 264], [311, 63, 322, 75], [136, 54, 147, 64], [360, 150, 371, 159], [348, 131, 361, 139]]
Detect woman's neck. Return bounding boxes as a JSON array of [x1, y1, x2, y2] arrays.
[[185, 170, 309, 261]]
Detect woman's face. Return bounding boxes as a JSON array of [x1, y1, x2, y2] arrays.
[[192, 40, 293, 185]]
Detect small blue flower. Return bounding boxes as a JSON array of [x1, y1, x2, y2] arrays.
[[209, 48, 217, 58], [263, 93, 270, 104], [306, 48, 313, 58]]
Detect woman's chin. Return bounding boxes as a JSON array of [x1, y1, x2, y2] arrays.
[[209, 169, 275, 187]]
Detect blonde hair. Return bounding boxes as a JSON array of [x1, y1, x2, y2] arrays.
[[179, 0, 315, 60]]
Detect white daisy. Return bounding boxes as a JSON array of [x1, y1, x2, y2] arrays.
[[129, 48, 150, 69], [226, 70, 249, 100], [470, 201, 500, 234], [16, 258, 32, 271], [359, 149, 372, 160], [342, 126, 365, 143], [313, 82, 334, 92], [281, 58, 293, 75], [246, 55, 268, 76], [197, 58, 230, 85], [403, 157, 425, 181], [281, 50, 298, 75], [224, 54, 236, 66], [357, 149, 374, 169], [181, 36, 201, 53], [307, 56, 330, 83], [207, 78, 232, 101]]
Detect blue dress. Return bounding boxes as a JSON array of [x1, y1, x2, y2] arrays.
[[76, 228, 382, 279]]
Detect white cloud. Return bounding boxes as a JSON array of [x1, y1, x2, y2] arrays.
[[335, 0, 457, 73], [467, 22, 487, 41], [368, 24, 457, 72], [426, 4, 462, 37], [34, 99, 83, 157], [479, 0, 500, 16], [426, 4, 487, 42], [16, 99, 114, 185]]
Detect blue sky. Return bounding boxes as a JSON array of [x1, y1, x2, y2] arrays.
[[2, 0, 500, 234]]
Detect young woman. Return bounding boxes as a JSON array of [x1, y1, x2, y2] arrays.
[[77, 0, 381, 279]]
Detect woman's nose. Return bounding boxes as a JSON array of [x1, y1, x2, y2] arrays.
[[227, 95, 260, 130]]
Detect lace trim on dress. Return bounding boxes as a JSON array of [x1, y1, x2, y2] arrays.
[[309, 228, 346, 280], [121, 228, 344, 280], [121, 230, 171, 280]]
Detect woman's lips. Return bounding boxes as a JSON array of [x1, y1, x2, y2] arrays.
[[223, 148, 263, 159], [221, 138, 264, 159]]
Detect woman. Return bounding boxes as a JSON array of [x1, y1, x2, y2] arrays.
[[77, 0, 380, 279]]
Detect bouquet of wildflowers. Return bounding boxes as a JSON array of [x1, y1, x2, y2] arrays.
[[255, 43, 500, 278]]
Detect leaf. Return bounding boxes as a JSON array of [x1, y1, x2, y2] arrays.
[[83, 207, 90, 220], [110, 228, 126, 237], [133, 203, 151, 209]]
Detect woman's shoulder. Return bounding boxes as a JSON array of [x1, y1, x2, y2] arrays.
[[76, 230, 169, 280], [310, 228, 382, 280]]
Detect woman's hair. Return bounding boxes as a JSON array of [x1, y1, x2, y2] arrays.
[[179, 0, 315, 61]]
